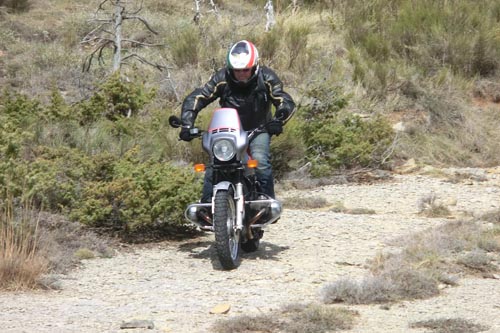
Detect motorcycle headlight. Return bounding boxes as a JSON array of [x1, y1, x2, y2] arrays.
[[213, 139, 236, 162]]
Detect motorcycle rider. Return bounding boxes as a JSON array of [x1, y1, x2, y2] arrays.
[[179, 40, 295, 202]]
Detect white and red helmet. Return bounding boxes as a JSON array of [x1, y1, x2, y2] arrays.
[[226, 40, 259, 70]]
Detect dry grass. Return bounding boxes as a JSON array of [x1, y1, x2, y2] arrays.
[[343, 208, 376, 215], [37, 212, 115, 274], [211, 303, 358, 333], [321, 267, 439, 305], [457, 250, 496, 273], [0, 207, 49, 290], [74, 248, 95, 260], [410, 318, 489, 333], [282, 196, 376, 215], [0, 205, 114, 291], [321, 217, 499, 305], [480, 208, 500, 224], [418, 193, 452, 218], [283, 195, 329, 210], [329, 202, 376, 215]]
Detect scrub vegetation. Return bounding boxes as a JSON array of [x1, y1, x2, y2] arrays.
[[1, 0, 499, 307]]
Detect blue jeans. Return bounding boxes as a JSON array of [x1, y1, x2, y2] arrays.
[[201, 133, 274, 202]]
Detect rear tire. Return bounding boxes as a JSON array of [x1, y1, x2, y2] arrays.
[[241, 229, 263, 253], [213, 188, 240, 269]]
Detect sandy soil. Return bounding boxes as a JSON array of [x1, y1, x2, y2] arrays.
[[1, 168, 499, 333]]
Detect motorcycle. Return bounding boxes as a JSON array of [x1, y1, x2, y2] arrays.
[[169, 108, 282, 270]]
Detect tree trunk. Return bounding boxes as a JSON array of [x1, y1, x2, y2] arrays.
[[113, 0, 123, 72]]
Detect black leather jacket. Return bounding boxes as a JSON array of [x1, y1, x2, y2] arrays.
[[181, 66, 295, 131]]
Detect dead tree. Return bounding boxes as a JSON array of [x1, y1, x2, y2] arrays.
[[264, 0, 276, 32], [81, 0, 164, 73], [193, 0, 220, 24]]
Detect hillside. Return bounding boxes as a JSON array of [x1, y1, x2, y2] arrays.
[[1, 1, 500, 332], [1, 0, 500, 167]]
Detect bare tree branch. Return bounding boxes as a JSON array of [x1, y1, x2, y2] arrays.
[[160, 60, 180, 102], [128, 0, 144, 15], [83, 40, 113, 72], [83, 0, 162, 73], [123, 15, 158, 34], [121, 39, 164, 47], [96, 0, 110, 13], [122, 53, 166, 71]]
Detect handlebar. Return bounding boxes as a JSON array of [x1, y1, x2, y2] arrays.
[[168, 115, 182, 128], [169, 114, 283, 141], [169, 115, 203, 140]]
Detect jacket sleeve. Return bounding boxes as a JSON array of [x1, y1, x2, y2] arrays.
[[180, 69, 226, 127], [263, 67, 296, 123]]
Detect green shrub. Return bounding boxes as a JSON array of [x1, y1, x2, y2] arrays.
[[257, 23, 284, 63], [341, 0, 500, 78], [75, 74, 155, 124], [169, 24, 200, 67], [26, 147, 97, 211], [0, 91, 42, 205], [44, 86, 72, 122], [270, 117, 305, 179], [285, 22, 311, 70], [0, 90, 41, 130], [299, 83, 394, 176], [71, 149, 202, 233]]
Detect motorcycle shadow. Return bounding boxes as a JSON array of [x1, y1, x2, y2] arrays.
[[177, 240, 290, 270]]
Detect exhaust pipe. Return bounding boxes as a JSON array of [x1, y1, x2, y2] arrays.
[[185, 203, 213, 231], [247, 199, 282, 227]]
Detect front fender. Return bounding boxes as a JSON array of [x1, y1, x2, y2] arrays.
[[212, 181, 244, 229], [213, 181, 235, 197]]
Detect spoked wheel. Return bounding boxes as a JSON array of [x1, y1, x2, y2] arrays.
[[213, 188, 241, 270]]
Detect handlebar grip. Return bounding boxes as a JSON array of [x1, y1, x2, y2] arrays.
[[168, 115, 182, 128]]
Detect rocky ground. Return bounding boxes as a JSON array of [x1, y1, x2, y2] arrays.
[[1, 167, 500, 333]]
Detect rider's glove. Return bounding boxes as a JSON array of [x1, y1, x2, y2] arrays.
[[275, 108, 290, 121], [179, 128, 194, 141], [266, 120, 283, 136]]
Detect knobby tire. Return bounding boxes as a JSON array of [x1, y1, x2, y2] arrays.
[[213, 188, 240, 270]]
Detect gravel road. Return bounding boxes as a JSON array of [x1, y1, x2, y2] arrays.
[[1, 168, 500, 333]]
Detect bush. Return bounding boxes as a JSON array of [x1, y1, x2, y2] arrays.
[[26, 147, 97, 211], [410, 318, 489, 333], [299, 84, 394, 176], [212, 303, 358, 333], [341, 0, 500, 78], [285, 22, 311, 70], [0, 91, 43, 202], [75, 73, 156, 124], [270, 117, 306, 179], [0, 0, 31, 13], [257, 23, 284, 63], [169, 24, 200, 68], [71, 149, 202, 233]]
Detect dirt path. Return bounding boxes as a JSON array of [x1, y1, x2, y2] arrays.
[[1, 169, 500, 333]]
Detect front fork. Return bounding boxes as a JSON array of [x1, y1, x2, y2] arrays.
[[212, 182, 244, 231], [186, 174, 247, 233], [234, 183, 245, 231]]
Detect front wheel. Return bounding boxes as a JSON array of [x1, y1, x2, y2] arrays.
[[213, 188, 240, 269]]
